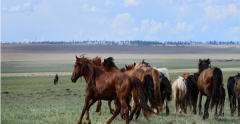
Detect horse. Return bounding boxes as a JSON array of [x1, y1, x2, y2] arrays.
[[100, 57, 155, 118], [133, 60, 163, 113], [172, 76, 187, 114], [227, 73, 240, 116], [154, 67, 172, 115], [159, 74, 172, 115], [197, 59, 223, 120], [71, 55, 151, 124], [233, 73, 240, 116], [185, 73, 199, 114], [54, 74, 58, 85]]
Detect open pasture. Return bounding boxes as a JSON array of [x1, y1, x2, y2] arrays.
[[1, 44, 240, 124]]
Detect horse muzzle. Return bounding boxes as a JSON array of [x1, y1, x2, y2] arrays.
[[71, 77, 77, 83]]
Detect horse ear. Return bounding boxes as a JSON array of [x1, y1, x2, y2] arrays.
[[142, 59, 145, 63], [75, 55, 78, 60], [199, 59, 201, 62], [125, 65, 127, 69], [133, 63, 136, 67]]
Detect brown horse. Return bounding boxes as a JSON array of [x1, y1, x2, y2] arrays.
[[158, 72, 172, 115], [101, 57, 155, 118], [133, 60, 163, 113], [233, 73, 240, 116], [227, 73, 240, 116], [71, 55, 151, 124], [197, 59, 223, 120], [54, 74, 58, 85], [186, 73, 199, 114]]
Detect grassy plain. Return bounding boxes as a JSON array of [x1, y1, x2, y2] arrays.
[[1, 44, 240, 124]]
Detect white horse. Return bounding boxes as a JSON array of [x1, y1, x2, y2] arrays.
[[172, 76, 187, 113], [154, 67, 170, 82]]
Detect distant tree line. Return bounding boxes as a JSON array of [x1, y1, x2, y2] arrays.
[[2, 40, 240, 46]]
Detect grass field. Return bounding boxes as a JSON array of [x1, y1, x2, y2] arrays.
[[1, 44, 240, 124]]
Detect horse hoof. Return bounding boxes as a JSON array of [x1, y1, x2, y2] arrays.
[[110, 110, 114, 114], [166, 111, 170, 116], [199, 112, 203, 116], [85, 120, 91, 124], [214, 114, 218, 120], [121, 114, 126, 120]]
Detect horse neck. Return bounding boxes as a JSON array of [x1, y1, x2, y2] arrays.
[[198, 65, 209, 74], [103, 65, 120, 72], [83, 63, 103, 84]]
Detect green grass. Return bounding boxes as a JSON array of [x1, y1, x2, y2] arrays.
[[1, 54, 240, 124]]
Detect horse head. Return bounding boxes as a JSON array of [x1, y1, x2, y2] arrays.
[[125, 64, 134, 70], [71, 55, 88, 83], [182, 72, 190, 81], [198, 58, 211, 74]]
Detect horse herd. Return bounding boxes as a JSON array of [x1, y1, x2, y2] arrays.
[[70, 55, 240, 124]]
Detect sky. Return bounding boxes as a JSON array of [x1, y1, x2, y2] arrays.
[[1, 0, 240, 42]]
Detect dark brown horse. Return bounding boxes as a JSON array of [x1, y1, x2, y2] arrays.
[[71, 55, 151, 124], [54, 74, 58, 85], [197, 59, 223, 120], [227, 73, 240, 116], [233, 73, 240, 116], [159, 73, 172, 115], [186, 73, 199, 114]]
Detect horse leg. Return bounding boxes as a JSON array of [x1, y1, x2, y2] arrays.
[[184, 96, 187, 114], [203, 96, 211, 120], [135, 106, 141, 119], [77, 93, 91, 124], [234, 97, 237, 113], [95, 100, 102, 115], [214, 98, 219, 119], [106, 99, 121, 124], [238, 98, 240, 116], [129, 92, 139, 121], [86, 99, 97, 124], [121, 99, 130, 124], [198, 93, 203, 116], [108, 100, 114, 114], [166, 100, 170, 116]]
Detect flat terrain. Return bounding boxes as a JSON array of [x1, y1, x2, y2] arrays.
[[1, 44, 240, 124]]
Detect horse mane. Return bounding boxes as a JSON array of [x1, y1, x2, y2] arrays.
[[92, 56, 102, 67], [102, 57, 119, 71], [142, 60, 151, 67], [77, 57, 104, 85], [156, 67, 170, 81], [198, 59, 211, 74]]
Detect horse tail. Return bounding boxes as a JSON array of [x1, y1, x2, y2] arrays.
[[144, 75, 156, 108], [186, 76, 194, 108], [177, 77, 187, 99], [211, 67, 223, 109], [227, 77, 235, 102], [162, 77, 172, 101], [130, 76, 152, 120]]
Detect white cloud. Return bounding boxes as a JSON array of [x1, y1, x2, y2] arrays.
[[176, 22, 193, 32], [230, 26, 240, 33], [105, 0, 114, 6], [82, 4, 100, 12], [201, 25, 208, 32], [204, 3, 240, 21], [140, 19, 170, 33], [74, 30, 85, 39], [2, 2, 34, 13], [124, 0, 140, 7], [112, 13, 134, 28]]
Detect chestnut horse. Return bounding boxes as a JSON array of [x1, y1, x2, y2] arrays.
[[94, 57, 154, 119], [172, 76, 187, 114], [197, 59, 223, 120], [133, 60, 163, 113], [227, 73, 240, 116], [186, 73, 199, 114], [71, 55, 151, 124]]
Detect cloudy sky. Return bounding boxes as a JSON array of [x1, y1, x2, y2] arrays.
[[1, 0, 240, 42]]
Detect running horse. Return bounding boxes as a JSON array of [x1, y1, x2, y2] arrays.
[[227, 73, 240, 116], [93, 57, 154, 119], [197, 59, 223, 120], [186, 73, 199, 114], [133, 60, 163, 113], [154, 67, 172, 115], [71, 55, 151, 124]]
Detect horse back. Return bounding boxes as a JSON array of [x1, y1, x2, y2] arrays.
[[197, 68, 215, 91]]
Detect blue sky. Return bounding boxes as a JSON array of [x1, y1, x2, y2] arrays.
[[1, 0, 240, 42]]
